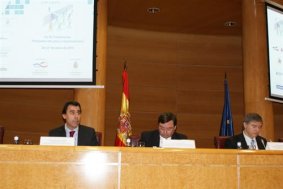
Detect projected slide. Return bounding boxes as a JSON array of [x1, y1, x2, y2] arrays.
[[266, 4, 283, 98], [0, 0, 96, 84]]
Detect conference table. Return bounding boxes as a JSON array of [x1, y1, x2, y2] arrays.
[[0, 145, 282, 189]]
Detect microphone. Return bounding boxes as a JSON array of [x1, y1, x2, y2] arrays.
[[261, 139, 266, 149]]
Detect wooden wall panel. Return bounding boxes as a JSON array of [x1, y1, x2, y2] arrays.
[[175, 35, 242, 66], [105, 26, 244, 147], [177, 90, 243, 114], [176, 66, 243, 91], [0, 89, 73, 144], [273, 103, 283, 141], [130, 86, 177, 112]]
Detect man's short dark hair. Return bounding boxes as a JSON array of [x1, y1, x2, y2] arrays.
[[243, 113, 263, 123], [62, 100, 81, 114], [158, 112, 177, 126]]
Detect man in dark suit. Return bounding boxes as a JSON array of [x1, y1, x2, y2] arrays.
[[225, 113, 267, 150], [140, 112, 187, 147], [49, 100, 98, 146]]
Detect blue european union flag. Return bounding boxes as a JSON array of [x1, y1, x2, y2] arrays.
[[219, 76, 234, 136]]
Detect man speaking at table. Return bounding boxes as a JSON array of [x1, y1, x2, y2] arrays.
[[49, 100, 99, 146]]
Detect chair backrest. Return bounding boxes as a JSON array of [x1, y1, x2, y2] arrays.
[[214, 136, 230, 148], [96, 131, 102, 146], [0, 126, 4, 144]]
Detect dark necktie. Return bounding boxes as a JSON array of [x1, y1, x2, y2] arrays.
[[70, 131, 75, 137]]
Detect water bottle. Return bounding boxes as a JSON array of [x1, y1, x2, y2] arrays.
[[237, 141, 242, 149]]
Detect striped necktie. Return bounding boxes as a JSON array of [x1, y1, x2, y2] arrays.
[[251, 139, 256, 149]]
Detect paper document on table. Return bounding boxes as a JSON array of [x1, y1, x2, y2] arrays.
[[266, 142, 283, 150], [160, 139, 196, 149], [40, 136, 75, 146]]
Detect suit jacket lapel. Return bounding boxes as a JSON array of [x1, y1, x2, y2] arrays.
[[239, 134, 249, 149], [153, 130, 160, 147], [256, 137, 265, 149], [59, 126, 66, 136], [77, 125, 84, 145]]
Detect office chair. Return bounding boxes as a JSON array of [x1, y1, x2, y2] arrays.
[[96, 131, 102, 146], [214, 136, 230, 148], [0, 126, 4, 144]]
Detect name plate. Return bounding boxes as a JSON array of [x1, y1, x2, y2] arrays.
[[40, 136, 75, 146], [266, 142, 283, 150], [160, 139, 196, 149]]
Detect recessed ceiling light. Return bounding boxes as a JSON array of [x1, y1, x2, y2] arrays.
[[147, 7, 160, 14], [224, 21, 237, 27]]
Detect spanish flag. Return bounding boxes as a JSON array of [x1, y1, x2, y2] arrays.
[[115, 65, 132, 146]]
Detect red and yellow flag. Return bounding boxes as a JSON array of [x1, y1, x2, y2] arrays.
[[115, 66, 132, 146]]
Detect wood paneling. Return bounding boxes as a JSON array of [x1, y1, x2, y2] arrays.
[[240, 153, 283, 188], [274, 103, 283, 141], [108, 0, 242, 36], [105, 26, 244, 147], [0, 89, 73, 144], [1, 145, 283, 188]]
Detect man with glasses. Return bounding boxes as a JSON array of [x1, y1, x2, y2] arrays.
[[140, 112, 187, 147], [224, 113, 267, 150]]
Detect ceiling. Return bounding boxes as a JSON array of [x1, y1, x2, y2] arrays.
[[108, 0, 242, 36]]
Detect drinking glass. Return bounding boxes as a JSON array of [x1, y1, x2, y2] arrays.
[[23, 139, 33, 145]]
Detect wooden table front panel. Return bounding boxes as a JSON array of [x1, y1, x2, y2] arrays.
[[0, 145, 283, 189]]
